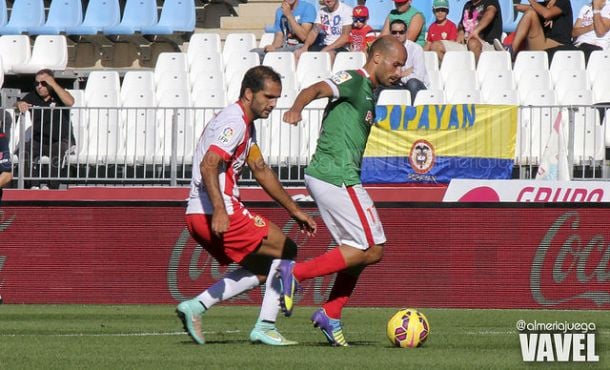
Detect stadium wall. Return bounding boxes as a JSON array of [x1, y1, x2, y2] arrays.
[[1, 188, 608, 310]]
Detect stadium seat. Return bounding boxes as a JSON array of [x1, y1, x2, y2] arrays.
[[367, 0, 394, 30], [571, 106, 604, 163], [513, 51, 548, 82], [553, 69, 589, 103], [81, 89, 122, 164], [377, 89, 411, 106], [103, 0, 158, 35], [592, 73, 610, 103], [154, 52, 189, 78], [296, 52, 332, 87], [121, 89, 158, 165], [517, 89, 558, 164], [11, 35, 68, 73], [439, 51, 475, 82], [481, 89, 518, 105], [0, 0, 44, 35], [447, 89, 481, 104], [156, 72, 191, 98], [476, 51, 511, 82], [121, 70, 155, 101], [262, 51, 296, 78], [427, 70, 442, 89], [190, 70, 226, 94], [65, 0, 120, 35], [187, 33, 222, 67], [140, 0, 196, 35], [444, 70, 478, 100], [516, 69, 552, 102], [28, 0, 83, 35], [225, 51, 260, 88], [192, 88, 227, 134], [222, 33, 257, 65], [226, 73, 244, 103], [85, 71, 121, 105], [480, 69, 515, 94], [0, 35, 31, 73], [259, 32, 275, 48], [558, 89, 592, 106], [423, 51, 439, 72], [413, 89, 445, 105], [66, 89, 86, 159], [549, 50, 585, 85], [156, 89, 194, 165], [332, 51, 366, 73], [190, 55, 224, 86], [586, 49, 610, 85]]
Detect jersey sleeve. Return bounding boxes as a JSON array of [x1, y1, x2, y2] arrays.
[[328, 70, 362, 101], [207, 120, 247, 161]]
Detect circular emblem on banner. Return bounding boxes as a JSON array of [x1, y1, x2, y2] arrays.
[[409, 139, 435, 174]]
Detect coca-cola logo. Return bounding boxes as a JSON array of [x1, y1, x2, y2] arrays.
[[166, 211, 337, 304], [531, 211, 610, 306]]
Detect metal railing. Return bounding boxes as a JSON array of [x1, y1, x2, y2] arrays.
[[1, 104, 609, 189]]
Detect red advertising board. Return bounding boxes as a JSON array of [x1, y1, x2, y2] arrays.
[[0, 204, 608, 309]]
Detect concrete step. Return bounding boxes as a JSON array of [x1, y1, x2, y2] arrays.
[[235, 2, 280, 15], [221, 15, 274, 30]]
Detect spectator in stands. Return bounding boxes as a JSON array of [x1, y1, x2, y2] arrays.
[[349, 5, 377, 51], [572, 0, 610, 62], [295, 0, 353, 62], [380, 0, 426, 47], [498, 0, 572, 58], [0, 129, 12, 204], [424, 0, 458, 52], [16, 69, 74, 190], [385, 19, 430, 104], [433, 0, 502, 62], [252, 0, 317, 62]]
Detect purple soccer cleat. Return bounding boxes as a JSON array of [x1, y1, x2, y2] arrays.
[[311, 308, 349, 347], [276, 260, 298, 317]]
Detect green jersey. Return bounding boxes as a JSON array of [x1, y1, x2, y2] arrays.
[[305, 70, 375, 187]]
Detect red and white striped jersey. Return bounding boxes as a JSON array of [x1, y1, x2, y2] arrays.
[[186, 102, 256, 215]]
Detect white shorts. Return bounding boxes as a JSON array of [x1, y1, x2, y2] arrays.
[[305, 175, 386, 250]]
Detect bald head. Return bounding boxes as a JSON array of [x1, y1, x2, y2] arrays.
[[365, 35, 407, 88]]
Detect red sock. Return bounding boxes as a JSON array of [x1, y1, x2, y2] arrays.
[[323, 271, 360, 319], [293, 248, 347, 282]]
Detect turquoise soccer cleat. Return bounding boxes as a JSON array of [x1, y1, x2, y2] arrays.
[[249, 322, 298, 346], [176, 299, 206, 345]]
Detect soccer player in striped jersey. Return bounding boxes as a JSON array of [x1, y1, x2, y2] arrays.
[[176, 66, 317, 346], [280, 36, 407, 346]]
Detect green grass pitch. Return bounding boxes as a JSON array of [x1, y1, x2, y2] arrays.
[[0, 305, 607, 369]]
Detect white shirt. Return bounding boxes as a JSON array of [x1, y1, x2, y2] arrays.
[[401, 40, 430, 88], [186, 102, 256, 215], [574, 3, 610, 49], [317, 2, 353, 46]]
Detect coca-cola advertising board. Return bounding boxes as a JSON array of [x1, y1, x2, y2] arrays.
[[0, 204, 608, 309]]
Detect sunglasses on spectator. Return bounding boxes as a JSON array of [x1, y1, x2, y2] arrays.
[[390, 30, 406, 35], [34, 81, 48, 87], [353, 17, 367, 22]]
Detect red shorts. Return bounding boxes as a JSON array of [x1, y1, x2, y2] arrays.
[[185, 210, 270, 265]]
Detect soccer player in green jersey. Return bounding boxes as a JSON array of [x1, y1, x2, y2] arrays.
[[280, 36, 407, 346]]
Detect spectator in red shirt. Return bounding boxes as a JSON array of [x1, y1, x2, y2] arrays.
[[349, 5, 377, 51], [425, 0, 458, 54]]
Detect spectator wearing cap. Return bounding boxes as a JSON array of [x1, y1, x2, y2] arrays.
[[424, 0, 458, 53], [572, 0, 610, 62], [252, 0, 317, 62], [380, 0, 426, 47], [295, 0, 353, 63], [349, 5, 377, 51], [384, 19, 430, 104], [432, 0, 502, 62]]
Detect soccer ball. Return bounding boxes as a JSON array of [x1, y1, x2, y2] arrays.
[[386, 308, 430, 348]]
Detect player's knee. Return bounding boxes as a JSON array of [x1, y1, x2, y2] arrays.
[[281, 237, 298, 260]]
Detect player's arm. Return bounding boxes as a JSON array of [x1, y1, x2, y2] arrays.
[[592, 0, 610, 37], [247, 144, 316, 235], [322, 24, 351, 51], [283, 80, 334, 125], [39, 74, 74, 106], [528, 0, 562, 20], [0, 171, 11, 188], [200, 149, 230, 236]]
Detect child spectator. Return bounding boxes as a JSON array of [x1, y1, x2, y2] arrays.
[[349, 5, 377, 51], [424, 0, 458, 52]]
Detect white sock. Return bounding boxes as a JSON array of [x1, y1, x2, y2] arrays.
[[256, 259, 282, 324], [197, 268, 260, 309]]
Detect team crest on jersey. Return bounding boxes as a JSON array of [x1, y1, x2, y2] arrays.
[[253, 215, 266, 227], [409, 139, 435, 174], [217, 127, 234, 144], [365, 110, 373, 125], [330, 71, 352, 85]]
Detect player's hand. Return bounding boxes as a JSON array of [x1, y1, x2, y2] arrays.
[[16, 101, 31, 113], [211, 209, 230, 237], [291, 209, 317, 236], [283, 110, 302, 125]]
